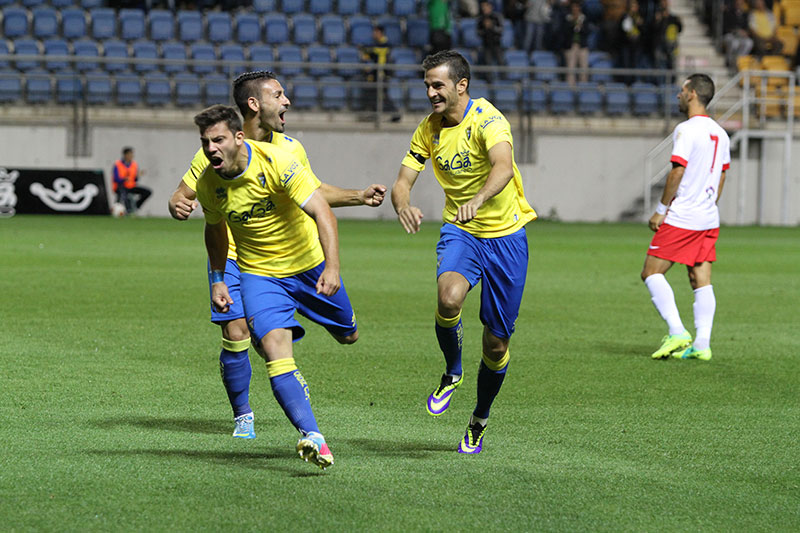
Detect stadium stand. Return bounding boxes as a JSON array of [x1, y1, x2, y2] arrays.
[[276, 44, 304, 77], [120, 9, 146, 41], [43, 38, 70, 72], [320, 75, 348, 110], [116, 73, 142, 105], [14, 39, 41, 72], [26, 69, 52, 102], [3, 7, 30, 39], [605, 82, 632, 115], [549, 82, 576, 114], [576, 82, 603, 114], [86, 71, 112, 104], [264, 14, 290, 45], [90, 8, 116, 40], [148, 10, 175, 42], [56, 73, 83, 104], [162, 41, 188, 74], [175, 72, 202, 107], [309, 0, 334, 15], [308, 45, 334, 77], [132, 40, 159, 73], [292, 13, 318, 46], [334, 45, 363, 78], [251, 0, 277, 13], [349, 16, 374, 46], [235, 13, 261, 45], [321, 14, 346, 46], [249, 44, 274, 69], [102, 39, 129, 73], [32, 6, 59, 40], [190, 42, 218, 75], [145, 73, 171, 106], [177, 11, 204, 43], [61, 8, 88, 41], [207, 12, 233, 44], [281, 0, 305, 15]]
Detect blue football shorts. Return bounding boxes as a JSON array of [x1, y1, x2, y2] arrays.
[[436, 223, 529, 339], [240, 261, 358, 344], [208, 257, 246, 324]]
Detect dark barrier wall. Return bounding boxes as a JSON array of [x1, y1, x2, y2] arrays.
[[0, 167, 110, 216]]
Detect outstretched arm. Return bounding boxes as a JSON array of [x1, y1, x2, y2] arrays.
[[319, 182, 387, 208], [301, 191, 341, 296], [649, 163, 685, 232], [205, 221, 233, 312], [453, 141, 514, 224], [391, 165, 424, 234], [168, 180, 198, 220]]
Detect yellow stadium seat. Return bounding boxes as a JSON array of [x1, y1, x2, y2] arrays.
[[755, 85, 784, 118], [762, 55, 791, 87], [776, 25, 799, 56], [737, 55, 763, 87], [784, 5, 800, 26]]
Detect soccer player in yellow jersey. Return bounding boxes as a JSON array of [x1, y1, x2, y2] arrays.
[[194, 104, 355, 469], [168, 71, 385, 441], [391, 50, 537, 454]]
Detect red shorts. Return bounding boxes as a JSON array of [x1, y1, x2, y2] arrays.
[[647, 223, 719, 266]]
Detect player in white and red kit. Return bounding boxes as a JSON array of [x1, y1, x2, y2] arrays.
[[641, 74, 730, 361]]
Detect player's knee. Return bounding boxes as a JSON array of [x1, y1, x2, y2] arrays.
[[438, 288, 464, 314], [334, 330, 359, 345], [222, 320, 250, 342]]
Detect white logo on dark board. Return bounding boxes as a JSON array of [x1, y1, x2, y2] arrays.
[[29, 178, 99, 212]]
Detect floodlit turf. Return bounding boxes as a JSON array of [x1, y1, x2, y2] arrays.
[[1, 216, 798, 531]]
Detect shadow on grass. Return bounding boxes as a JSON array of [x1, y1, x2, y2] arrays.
[[93, 416, 239, 435], [342, 437, 454, 457]]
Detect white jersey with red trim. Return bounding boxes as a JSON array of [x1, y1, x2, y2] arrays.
[[666, 115, 730, 230]]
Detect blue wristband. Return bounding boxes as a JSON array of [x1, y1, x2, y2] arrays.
[[211, 270, 224, 284]]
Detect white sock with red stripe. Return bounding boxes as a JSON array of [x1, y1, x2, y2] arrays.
[[693, 285, 715, 350], [644, 274, 686, 335]]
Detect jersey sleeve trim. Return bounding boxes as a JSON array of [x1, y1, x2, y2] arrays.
[[722, 162, 730, 171], [670, 155, 688, 167]]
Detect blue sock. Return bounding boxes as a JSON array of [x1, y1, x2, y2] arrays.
[[474, 352, 509, 419], [268, 358, 319, 435], [435, 311, 463, 376], [219, 348, 252, 418]]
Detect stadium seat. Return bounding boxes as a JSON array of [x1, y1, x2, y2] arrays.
[[523, 81, 548, 112], [784, 5, 800, 26], [776, 26, 798, 57], [80, 0, 104, 8], [337, 0, 360, 15], [393, 0, 418, 16], [276, 44, 303, 76], [61, 8, 88, 41], [207, 12, 232, 44], [321, 15, 346, 46], [148, 10, 175, 42], [349, 16, 374, 46], [235, 13, 261, 45], [85, 70, 112, 104], [334, 45, 363, 78], [407, 19, 429, 48], [456, 19, 481, 48], [220, 43, 247, 77], [174, 72, 202, 106], [177, 11, 204, 43], [492, 80, 519, 112], [307, 45, 333, 77], [531, 50, 559, 81], [162, 41, 188, 74], [320, 75, 347, 110], [190, 43, 217, 74], [589, 52, 613, 83], [264, 14, 290, 45], [455, 47, 476, 65], [249, 44, 274, 69], [43, 39, 70, 72], [55, 73, 83, 103], [387, 84, 405, 110], [604, 82, 631, 115], [102, 39, 129, 73], [631, 81, 659, 115], [504, 50, 529, 81], [549, 81, 575, 113], [144, 73, 171, 105], [309, 0, 334, 15], [408, 84, 431, 111], [3, 7, 30, 39], [26, 70, 52, 103], [21, 0, 46, 6], [291, 76, 318, 109], [204, 73, 229, 105], [0, 72, 23, 103], [281, 0, 305, 15], [252, 0, 277, 13], [576, 81, 603, 114], [90, 8, 116, 40], [389, 47, 419, 79], [14, 39, 41, 72], [293, 14, 318, 46], [74, 40, 100, 71], [377, 18, 403, 47], [501, 19, 514, 49], [0, 41, 10, 70], [469, 78, 491, 101], [120, 9, 146, 41], [132, 40, 158, 73], [32, 7, 59, 39], [365, 0, 388, 16], [115, 73, 142, 105]]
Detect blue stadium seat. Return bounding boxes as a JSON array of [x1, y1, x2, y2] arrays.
[[145, 73, 171, 105], [43, 38, 70, 71], [631, 81, 659, 115], [0, 41, 10, 69], [85, 71, 112, 104], [604, 82, 630, 115], [309, 0, 333, 15], [74, 40, 100, 71], [14, 39, 41, 72], [175, 72, 202, 106], [32, 7, 59, 39], [248, 44, 274, 69], [389, 47, 418, 79], [220, 44, 247, 77], [377, 18, 403, 47], [80, 0, 104, 8], [503, 50, 529, 81], [90, 8, 116, 40], [576, 82, 603, 114], [26, 70, 52, 103], [469, 78, 491, 100], [387, 84, 404, 110], [501, 19, 514, 49], [149, 10, 175, 42], [3, 7, 30, 39], [0, 0, 16, 5], [291, 76, 318, 109], [364, 0, 388, 16], [102, 39, 129, 73], [456, 18, 480, 48], [276, 44, 303, 76], [406, 18, 429, 48], [408, 84, 430, 111], [454, 47, 476, 65], [589, 52, 613, 83], [281, 0, 305, 15], [349, 16, 373, 46], [549, 81, 575, 113], [21, 0, 46, 6], [0, 72, 23, 103], [190, 42, 217, 74], [337, 0, 360, 15], [264, 14, 289, 45], [115, 73, 142, 105], [334, 45, 362, 78], [120, 9, 146, 41], [307, 45, 333, 77], [320, 75, 347, 110], [61, 8, 88, 41], [393, 0, 417, 16], [292, 14, 317, 46], [523, 81, 547, 112], [177, 11, 204, 43], [162, 41, 188, 74], [204, 73, 229, 105], [56, 73, 83, 103], [492, 80, 519, 112], [207, 12, 232, 44], [531, 50, 559, 81], [51, 0, 76, 7], [132, 40, 158, 73], [252, 0, 277, 13], [320, 15, 346, 46], [235, 13, 261, 45]]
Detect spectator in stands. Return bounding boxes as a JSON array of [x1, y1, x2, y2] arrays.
[[478, 0, 506, 80], [748, 0, 783, 57], [361, 25, 401, 122], [561, 1, 590, 85], [112, 147, 151, 215], [619, 0, 645, 82], [652, 0, 682, 70], [459, 0, 480, 16], [504, 0, 528, 49], [429, 0, 454, 54], [524, 0, 553, 52], [723, 0, 754, 69]]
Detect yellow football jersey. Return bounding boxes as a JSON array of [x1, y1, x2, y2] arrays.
[[401, 98, 536, 238], [196, 140, 324, 278], [181, 132, 311, 260]]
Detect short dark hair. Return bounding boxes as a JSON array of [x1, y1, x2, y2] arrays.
[[122, 147, 133, 155], [686, 73, 715, 106], [194, 105, 243, 135], [232, 70, 279, 116], [422, 50, 471, 91]]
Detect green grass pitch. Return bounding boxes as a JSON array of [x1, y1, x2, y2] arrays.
[[0, 216, 798, 531]]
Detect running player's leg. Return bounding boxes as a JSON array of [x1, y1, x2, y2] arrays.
[[642, 254, 691, 358], [676, 260, 714, 360]]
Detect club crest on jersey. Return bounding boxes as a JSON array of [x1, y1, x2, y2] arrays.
[[466, 127, 471, 140], [706, 186, 715, 200], [257, 172, 266, 188], [432, 133, 440, 146], [215, 187, 227, 199], [228, 196, 276, 224]]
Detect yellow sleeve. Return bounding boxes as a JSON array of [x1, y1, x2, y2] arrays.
[[478, 111, 514, 152], [400, 120, 430, 172], [195, 173, 223, 225], [276, 158, 322, 206], [181, 148, 210, 192]]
